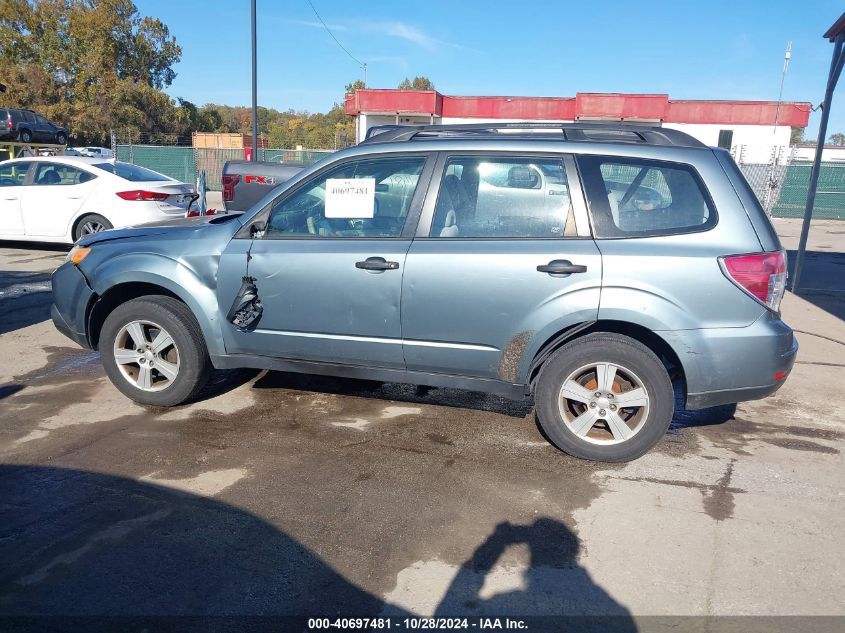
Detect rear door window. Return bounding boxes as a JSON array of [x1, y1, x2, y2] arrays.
[[33, 163, 95, 186], [577, 156, 715, 237], [430, 156, 575, 238]]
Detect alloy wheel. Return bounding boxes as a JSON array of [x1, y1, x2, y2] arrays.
[[113, 320, 180, 392], [81, 220, 107, 235], [557, 362, 650, 445]]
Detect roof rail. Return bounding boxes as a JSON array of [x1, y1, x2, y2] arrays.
[[360, 122, 706, 148]]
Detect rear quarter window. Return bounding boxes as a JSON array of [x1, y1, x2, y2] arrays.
[[578, 155, 716, 238], [94, 162, 173, 182]]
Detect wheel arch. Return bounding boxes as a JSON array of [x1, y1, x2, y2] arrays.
[[88, 282, 181, 350], [86, 264, 225, 358], [527, 320, 686, 398]]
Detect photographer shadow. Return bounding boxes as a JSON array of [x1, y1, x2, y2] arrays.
[[1, 466, 634, 630], [433, 519, 637, 630]]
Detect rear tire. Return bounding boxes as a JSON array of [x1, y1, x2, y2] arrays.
[[74, 214, 112, 240], [18, 129, 32, 143], [535, 333, 674, 462], [100, 296, 211, 406]]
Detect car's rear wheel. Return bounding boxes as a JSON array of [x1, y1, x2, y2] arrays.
[[74, 214, 113, 240], [18, 129, 32, 143], [100, 296, 211, 406], [535, 333, 674, 462], [55, 132, 67, 145]]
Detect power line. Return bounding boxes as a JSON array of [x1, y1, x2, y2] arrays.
[[305, 0, 365, 69]]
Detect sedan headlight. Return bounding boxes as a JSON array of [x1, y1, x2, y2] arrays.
[[66, 245, 91, 266]]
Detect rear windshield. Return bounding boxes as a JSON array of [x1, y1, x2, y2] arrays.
[[93, 162, 174, 182]]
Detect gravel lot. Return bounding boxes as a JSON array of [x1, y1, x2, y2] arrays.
[[0, 219, 843, 626]]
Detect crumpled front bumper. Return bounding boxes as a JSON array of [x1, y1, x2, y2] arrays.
[[51, 261, 95, 349]]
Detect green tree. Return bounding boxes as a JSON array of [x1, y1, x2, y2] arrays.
[[345, 79, 365, 94], [790, 127, 805, 145], [0, 0, 182, 144], [398, 76, 435, 90], [828, 132, 845, 146]]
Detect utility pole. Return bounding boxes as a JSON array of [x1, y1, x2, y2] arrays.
[[250, 0, 258, 161], [764, 42, 792, 212], [773, 41, 792, 132], [363, 62, 368, 87], [793, 16, 845, 291]]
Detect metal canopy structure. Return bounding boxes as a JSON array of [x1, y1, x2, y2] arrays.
[[792, 12, 845, 290]]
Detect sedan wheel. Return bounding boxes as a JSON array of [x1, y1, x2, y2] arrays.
[[81, 219, 107, 235], [74, 214, 113, 241], [113, 320, 180, 392]]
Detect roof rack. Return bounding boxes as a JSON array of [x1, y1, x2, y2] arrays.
[[360, 122, 705, 148]]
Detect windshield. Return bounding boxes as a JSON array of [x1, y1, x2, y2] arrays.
[[94, 161, 175, 182]]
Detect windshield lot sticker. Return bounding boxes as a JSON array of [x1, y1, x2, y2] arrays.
[[325, 178, 375, 218]]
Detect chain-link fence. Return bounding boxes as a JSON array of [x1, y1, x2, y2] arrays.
[[114, 144, 334, 191], [114, 141, 845, 216], [734, 144, 845, 220]]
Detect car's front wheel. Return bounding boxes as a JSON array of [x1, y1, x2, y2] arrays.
[[535, 333, 674, 462], [74, 214, 113, 240], [55, 132, 67, 145], [100, 296, 211, 406]]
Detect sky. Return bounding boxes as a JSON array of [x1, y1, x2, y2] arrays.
[[134, 0, 845, 140]]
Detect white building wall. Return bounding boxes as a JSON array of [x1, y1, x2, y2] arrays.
[[356, 114, 796, 158], [792, 146, 845, 162], [662, 122, 791, 148]]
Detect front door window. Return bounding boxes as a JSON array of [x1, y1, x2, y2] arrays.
[[266, 156, 426, 238]]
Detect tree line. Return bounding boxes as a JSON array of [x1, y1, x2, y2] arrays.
[[1, 0, 435, 149]]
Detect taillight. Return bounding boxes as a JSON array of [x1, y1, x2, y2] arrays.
[[222, 174, 239, 202], [6, 119, 11, 130], [186, 208, 222, 218], [116, 190, 169, 201], [720, 251, 787, 312]]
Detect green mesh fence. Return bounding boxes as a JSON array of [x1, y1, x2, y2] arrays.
[[115, 145, 197, 185], [770, 162, 845, 220], [113, 145, 845, 218], [115, 145, 334, 191]]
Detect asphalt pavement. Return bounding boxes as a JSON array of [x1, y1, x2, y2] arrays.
[[0, 218, 843, 628]]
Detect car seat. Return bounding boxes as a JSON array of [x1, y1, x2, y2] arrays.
[[38, 169, 61, 185], [440, 210, 459, 238]]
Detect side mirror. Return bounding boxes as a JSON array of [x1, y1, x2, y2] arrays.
[[250, 221, 266, 238]]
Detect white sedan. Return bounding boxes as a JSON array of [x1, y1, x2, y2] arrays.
[[0, 156, 197, 243]]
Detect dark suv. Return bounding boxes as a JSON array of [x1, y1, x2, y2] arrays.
[[0, 108, 67, 145]]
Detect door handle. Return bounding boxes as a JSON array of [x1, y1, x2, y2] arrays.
[[355, 256, 399, 271], [3, 197, 18, 201], [67, 196, 82, 199], [537, 259, 588, 275]]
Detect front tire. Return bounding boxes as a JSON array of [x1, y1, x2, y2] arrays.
[[74, 214, 113, 240], [535, 333, 674, 462], [100, 296, 211, 406], [55, 132, 67, 145]]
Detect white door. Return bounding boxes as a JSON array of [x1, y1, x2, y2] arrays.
[[21, 163, 97, 238], [0, 161, 30, 238]]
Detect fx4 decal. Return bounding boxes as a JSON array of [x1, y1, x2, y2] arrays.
[[244, 175, 276, 185]]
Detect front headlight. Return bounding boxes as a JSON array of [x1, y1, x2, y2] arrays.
[[66, 245, 91, 266]]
